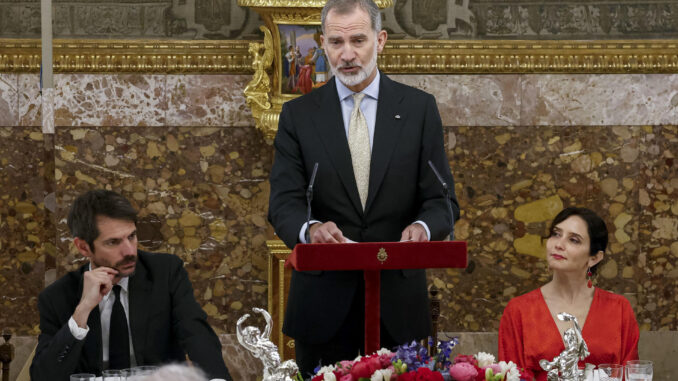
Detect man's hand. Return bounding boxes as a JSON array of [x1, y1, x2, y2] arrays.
[[72, 267, 118, 328], [400, 224, 428, 242], [309, 221, 346, 243]]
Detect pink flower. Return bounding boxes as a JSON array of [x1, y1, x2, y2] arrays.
[[449, 362, 479, 381], [339, 374, 354, 381], [488, 364, 502, 375], [454, 355, 479, 366]]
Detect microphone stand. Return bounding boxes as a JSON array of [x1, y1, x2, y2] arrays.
[[305, 162, 319, 243], [428, 160, 455, 241]]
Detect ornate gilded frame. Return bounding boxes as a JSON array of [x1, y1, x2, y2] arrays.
[[3, 38, 675, 77]]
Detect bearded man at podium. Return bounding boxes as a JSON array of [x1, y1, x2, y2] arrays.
[[267, 0, 460, 376]]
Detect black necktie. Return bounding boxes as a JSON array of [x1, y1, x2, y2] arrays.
[[109, 285, 130, 370]]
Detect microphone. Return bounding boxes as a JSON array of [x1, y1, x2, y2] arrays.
[[305, 162, 319, 243], [428, 160, 455, 241]]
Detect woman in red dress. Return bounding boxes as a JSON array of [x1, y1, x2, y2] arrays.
[[498, 207, 639, 380]]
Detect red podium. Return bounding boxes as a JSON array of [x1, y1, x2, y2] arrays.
[[286, 240, 467, 354]]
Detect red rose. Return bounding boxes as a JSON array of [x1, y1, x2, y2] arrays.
[[367, 357, 383, 373], [413, 367, 443, 381], [398, 372, 416, 381], [379, 353, 395, 368], [351, 361, 373, 379]]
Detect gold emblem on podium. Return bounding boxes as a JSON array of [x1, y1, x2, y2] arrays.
[[377, 248, 388, 264]]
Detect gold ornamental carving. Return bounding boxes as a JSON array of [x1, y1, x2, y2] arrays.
[[2, 39, 676, 76], [244, 26, 277, 138], [0, 39, 252, 73], [377, 248, 388, 264]]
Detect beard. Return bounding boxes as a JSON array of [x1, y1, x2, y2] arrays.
[[92, 254, 138, 278], [329, 42, 378, 88]]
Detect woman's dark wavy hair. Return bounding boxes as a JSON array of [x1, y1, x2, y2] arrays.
[[547, 207, 608, 275]]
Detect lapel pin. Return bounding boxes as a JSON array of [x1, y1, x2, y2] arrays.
[[395, 114, 401, 119]]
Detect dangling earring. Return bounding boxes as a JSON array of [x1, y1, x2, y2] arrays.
[[587, 267, 593, 288]]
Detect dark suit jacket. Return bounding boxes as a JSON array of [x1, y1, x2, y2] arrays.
[[30, 251, 231, 381], [268, 73, 460, 345]]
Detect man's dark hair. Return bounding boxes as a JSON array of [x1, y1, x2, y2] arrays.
[[321, 0, 382, 34], [547, 207, 608, 275], [67, 190, 137, 250]]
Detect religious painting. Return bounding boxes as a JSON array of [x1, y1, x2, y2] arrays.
[[278, 24, 329, 95]]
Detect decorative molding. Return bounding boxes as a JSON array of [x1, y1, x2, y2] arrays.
[[0, 39, 253, 73], [2, 38, 677, 75], [237, 0, 392, 8], [380, 40, 678, 74]]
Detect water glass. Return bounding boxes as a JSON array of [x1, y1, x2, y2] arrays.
[[598, 363, 622, 381], [133, 365, 158, 376], [70, 374, 95, 381], [625, 360, 653, 381], [103, 369, 123, 381], [578, 363, 594, 381], [120, 368, 137, 381]]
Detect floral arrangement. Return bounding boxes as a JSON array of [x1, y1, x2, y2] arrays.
[[310, 339, 531, 381]]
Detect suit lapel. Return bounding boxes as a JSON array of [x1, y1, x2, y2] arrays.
[[366, 74, 405, 211], [128, 255, 152, 365], [312, 78, 364, 214]]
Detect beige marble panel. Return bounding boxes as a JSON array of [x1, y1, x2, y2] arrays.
[[391, 74, 522, 126], [54, 74, 167, 126], [166, 75, 254, 127], [0, 73, 18, 126], [520, 74, 678, 126], [636, 126, 678, 331], [18, 74, 41, 127]]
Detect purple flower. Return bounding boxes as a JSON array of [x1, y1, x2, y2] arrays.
[[393, 341, 430, 370]]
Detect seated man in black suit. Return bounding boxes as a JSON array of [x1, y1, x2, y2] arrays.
[[30, 190, 232, 381]]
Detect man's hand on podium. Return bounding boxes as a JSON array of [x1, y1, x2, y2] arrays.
[[308, 221, 347, 243], [400, 224, 428, 242]]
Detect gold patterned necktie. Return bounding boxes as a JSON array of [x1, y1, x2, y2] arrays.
[[348, 92, 370, 210]]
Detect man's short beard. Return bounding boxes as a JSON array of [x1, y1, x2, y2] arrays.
[[330, 42, 378, 88]]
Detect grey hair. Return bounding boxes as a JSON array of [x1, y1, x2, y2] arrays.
[[141, 364, 208, 381], [321, 0, 382, 34]]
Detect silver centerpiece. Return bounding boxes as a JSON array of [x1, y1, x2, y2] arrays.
[[539, 312, 591, 381], [237, 307, 299, 381]]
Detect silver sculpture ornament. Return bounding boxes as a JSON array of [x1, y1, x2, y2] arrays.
[[237, 308, 299, 381], [539, 312, 591, 381]]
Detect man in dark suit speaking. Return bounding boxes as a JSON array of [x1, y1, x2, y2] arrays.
[[30, 190, 232, 381], [267, 0, 460, 376]]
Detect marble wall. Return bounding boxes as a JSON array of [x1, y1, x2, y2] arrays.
[[0, 72, 676, 378]]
